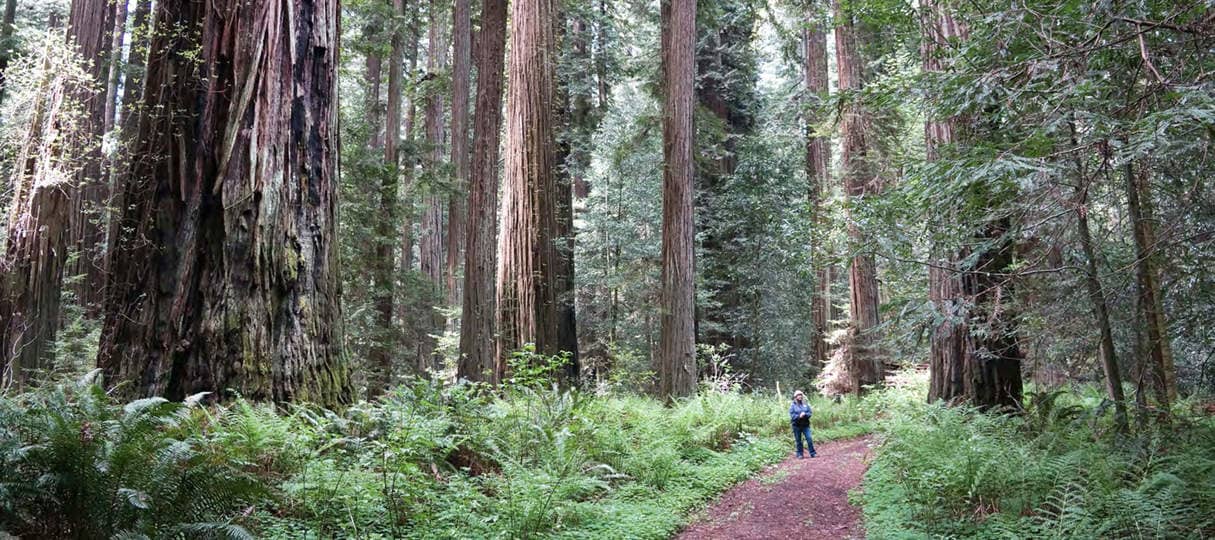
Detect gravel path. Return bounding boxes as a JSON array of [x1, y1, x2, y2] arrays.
[[675, 436, 875, 540]]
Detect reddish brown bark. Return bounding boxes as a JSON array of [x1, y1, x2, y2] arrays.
[[458, 0, 507, 383], [99, 0, 350, 405], [803, 2, 831, 369], [656, 0, 697, 399], [497, 0, 561, 363], [446, 0, 473, 320], [923, 0, 1023, 410], [834, 0, 882, 394], [418, 0, 448, 370]]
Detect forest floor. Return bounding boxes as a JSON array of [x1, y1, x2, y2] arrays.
[[676, 436, 875, 540]]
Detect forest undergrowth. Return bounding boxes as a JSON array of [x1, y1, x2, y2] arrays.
[[862, 372, 1215, 539], [0, 365, 875, 540]]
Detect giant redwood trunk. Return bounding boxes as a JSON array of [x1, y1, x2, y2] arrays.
[[803, 1, 831, 369], [656, 0, 697, 399], [458, 0, 507, 383], [923, 0, 1022, 409], [497, 0, 561, 362], [99, 0, 350, 405], [834, 0, 883, 393], [0, 52, 73, 388]]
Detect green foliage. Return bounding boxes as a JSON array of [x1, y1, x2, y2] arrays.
[[862, 378, 1215, 539], [504, 346, 574, 392], [0, 372, 264, 538]]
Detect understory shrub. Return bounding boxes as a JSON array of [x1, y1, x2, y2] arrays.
[[862, 376, 1215, 539]]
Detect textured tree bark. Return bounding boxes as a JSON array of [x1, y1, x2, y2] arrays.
[[834, 0, 882, 394], [458, 0, 507, 384], [446, 0, 473, 323], [105, 0, 152, 277], [0, 52, 72, 388], [1126, 160, 1173, 410], [923, 0, 1022, 410], [553, 11, 584, 382], [656, 0, 697, 399], [102, 0, 129, 136], [99, 0, 351, 405], [65, 0, 116, 310], [497, 0, 561, 363], [803, 2, 831, 369], [418, 0, 448, 370]]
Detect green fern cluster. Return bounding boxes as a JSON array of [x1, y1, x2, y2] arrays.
[[0, 371, 264, 539], [862, 382, 1215, 539]]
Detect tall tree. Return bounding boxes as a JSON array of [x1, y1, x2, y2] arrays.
[[0, 48, 74, 387], [458, 0, 508, 383], [369, 0, 408, 396], [418, 0, 448, 369], [99, 0, 350, 405], [833, 0, 883, 393], [65, 0, 115, 310], [803, 0, 831, 369], [0, 0, 16, 88], [1126, 160, 1174, 409], [102, 0, 129, 136], [497, 0, 561, 361], [656, 0, 697, 398], [446, 0, 472, 320], [923, 0, 1022, 409]]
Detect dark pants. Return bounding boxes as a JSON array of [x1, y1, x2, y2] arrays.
[[792, 424, 815, 457]]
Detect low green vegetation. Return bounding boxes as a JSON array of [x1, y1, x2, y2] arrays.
[[862, 373, 1215, 539], [0, 370, 874, 539]]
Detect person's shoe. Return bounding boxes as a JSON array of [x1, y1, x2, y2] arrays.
[[809, 453, 817, 458], [796, 454, 804, 459]]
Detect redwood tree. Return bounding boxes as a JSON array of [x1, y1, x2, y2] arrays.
[[99, 0, 350, 405], [497, 0, 561, 361], [656, 0, 697, 399], [458, 0, 508, 383], [446, 0, 473, 318], [803, 0, 831, 368], [418, 0, 448, 369], [834, 0, 883, 393]]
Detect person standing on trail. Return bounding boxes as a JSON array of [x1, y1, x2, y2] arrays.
[[789, 390, 816, 458]]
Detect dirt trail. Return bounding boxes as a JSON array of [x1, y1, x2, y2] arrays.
[[676, 436, 875, 540]]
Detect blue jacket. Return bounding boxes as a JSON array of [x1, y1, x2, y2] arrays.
[[789, 401, 812, 425]]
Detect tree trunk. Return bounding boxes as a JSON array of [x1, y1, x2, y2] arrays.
[[1126, 160, 1173, 411], [458, 0, 507, 384], [0, 51, 72, 388], [102, 0, 130, 137], [497, 0, 561, 363], [803, 2, 831, 369], [656, 0, 697, 399], [834, 0, 882, 394], [418, 0, 448, 370], [99, 0, 350, 405], [1075, 181, 1128, 431], [66, 0, 116, 311], [446, 0, 472, 324], [105, 0, 152, 278], [922, 0, 1022, 410], [0, 0, 17, 89], [369, 0, 407, 397]]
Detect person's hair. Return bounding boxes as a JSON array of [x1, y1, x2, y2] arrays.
[[793, 390, 804, 398]]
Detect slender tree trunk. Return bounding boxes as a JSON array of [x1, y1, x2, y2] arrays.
[[834, 0, 882, 394], [458, 0, 507, 383], [497, 0, 561, 362], [102, 0, 130, 137], [398, 16, 420, 366], [0, 51, 72, 388], [656, 0, 697, 399], [418, 0, 449, 370], [66, 0, 116, 311], [1126, 160, 1173, 411], [105, 0, 152, 278], [446, 0, 472, 323], [369, 0, 407, 396], [99, 0, 350, 405], [0, 0, 17, 89], [1075, 181, 1128, 431], [803, 2, 831, 369]]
